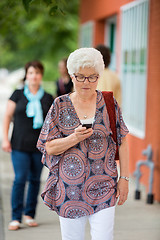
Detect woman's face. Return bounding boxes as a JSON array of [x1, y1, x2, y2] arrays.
[[26, 66, 43, 87], [58, 61, 68, 76], [71, 67, 99, 96]]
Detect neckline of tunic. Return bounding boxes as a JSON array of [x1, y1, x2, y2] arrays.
[[67, 91, 99, 126]]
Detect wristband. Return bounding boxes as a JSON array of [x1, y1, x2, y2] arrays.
[[120, 176, 129, 181]]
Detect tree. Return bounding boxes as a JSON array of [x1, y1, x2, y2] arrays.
[[0, 0, 79, 81]]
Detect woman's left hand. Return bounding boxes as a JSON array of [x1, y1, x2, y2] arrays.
[[116, 178, 129, 205]]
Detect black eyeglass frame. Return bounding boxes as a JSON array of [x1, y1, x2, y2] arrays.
[[73, 74, 99, 83]]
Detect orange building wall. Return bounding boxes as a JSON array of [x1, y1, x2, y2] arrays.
[[93, 20, 104, 45], [80, 0, 160, 201], [80, 0, 134, 23], [128, 0, 160, 201]]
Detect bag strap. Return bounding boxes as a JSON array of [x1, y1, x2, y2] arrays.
[[102, 91, 119, 160]]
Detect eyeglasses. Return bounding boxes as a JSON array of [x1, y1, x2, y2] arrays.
[[74, 74, 99, 83]]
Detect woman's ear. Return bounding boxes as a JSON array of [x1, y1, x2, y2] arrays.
[[70, 75, 74, 82]]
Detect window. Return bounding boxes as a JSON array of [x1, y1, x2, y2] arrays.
[[104, 15, 117, 71], [79, 21, 94, 47], [121, 0, 149, 138]]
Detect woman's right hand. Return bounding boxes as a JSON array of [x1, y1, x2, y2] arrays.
[[74, 125, 93, 142], [46, 125, 93, 156], [2, 139, 12, 152]]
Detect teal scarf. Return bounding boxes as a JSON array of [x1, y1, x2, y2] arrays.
[[24, 84, 44, 129]]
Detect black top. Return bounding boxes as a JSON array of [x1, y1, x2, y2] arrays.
[[56, 78, 73, 96], [10, 89, 53, 152]]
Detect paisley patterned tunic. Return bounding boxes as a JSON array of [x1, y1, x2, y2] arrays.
[[37, 90, 129, 219]]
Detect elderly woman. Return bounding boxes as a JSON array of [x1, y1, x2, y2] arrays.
[[37, 48, 129, 240]]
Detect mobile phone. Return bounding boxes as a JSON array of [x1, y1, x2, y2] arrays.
[[82, 123, 92, 129]]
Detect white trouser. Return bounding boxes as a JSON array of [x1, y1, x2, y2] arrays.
[[59, 206, 115, 240]]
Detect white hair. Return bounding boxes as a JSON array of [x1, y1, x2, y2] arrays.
[[67, 48, 105, 76]]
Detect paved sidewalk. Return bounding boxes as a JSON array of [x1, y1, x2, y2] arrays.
[[0, 183, 5, 240], [0, 148, 160, 240]]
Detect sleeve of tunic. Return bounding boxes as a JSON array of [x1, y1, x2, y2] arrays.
[[114, 97, 129, 146], [37, 98, 63, 172]]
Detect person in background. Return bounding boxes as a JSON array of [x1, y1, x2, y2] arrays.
[[95, 44, 121, 105], [56, 57, 73, 96], [2, 61, 53, 231], [37, 48, 129, 240]]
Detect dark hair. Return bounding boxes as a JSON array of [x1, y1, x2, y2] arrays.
[[95, 44, 111, 68], [24, 60, 44, 81]]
